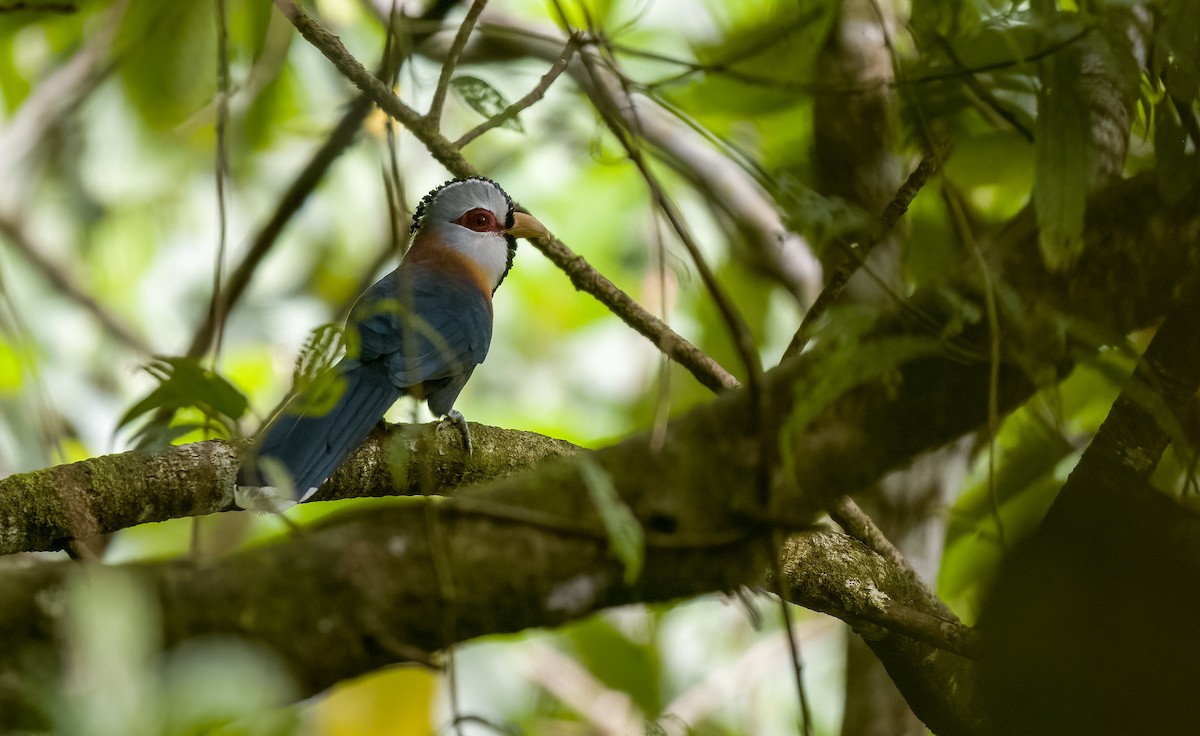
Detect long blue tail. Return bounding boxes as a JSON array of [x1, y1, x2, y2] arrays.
[[241, 361, 401, 500]]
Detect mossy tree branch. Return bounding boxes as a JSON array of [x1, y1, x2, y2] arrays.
[[0, 423, 582, 556]]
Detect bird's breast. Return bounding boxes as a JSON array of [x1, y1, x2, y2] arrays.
[[404, 236, 497, 304]]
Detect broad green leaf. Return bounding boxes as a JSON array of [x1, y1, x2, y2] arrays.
[[118, 356, 249, 448], [779, 307, 943, 451], [116, 0, 216, 130], [579, 455, 644, 585], [450, 75, 523, 132], [564, 615, 663, 715], [1033, 52, 1090, 271]]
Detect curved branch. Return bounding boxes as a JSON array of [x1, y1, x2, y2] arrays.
[[271, 0, 739, 393], [0, 509, 970, 732], [437, 18, 823, 303], [0, 213, 151, 354]]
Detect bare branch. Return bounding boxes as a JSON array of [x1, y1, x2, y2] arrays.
[[426, 0, 488, 127], [829, 496, 955, 620], [0, 511, 971, 732], [208, 0, 232, 360], [271, 1, 739, 393], [454, 37, 577, 149], [0, 213, 151, 355], [185, 95, 375, 358], [577, 48, 761, 392], [782, 145, 946, 360]]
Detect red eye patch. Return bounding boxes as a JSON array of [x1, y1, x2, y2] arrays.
[[455, 208, 501, 233]]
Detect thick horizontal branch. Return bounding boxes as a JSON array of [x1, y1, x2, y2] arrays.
[[0, 423, 582, 556], [1, 160, 1195, 589], [0, 502, 963, 731]]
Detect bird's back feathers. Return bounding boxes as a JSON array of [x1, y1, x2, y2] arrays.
[[243, 247, 495, 499]]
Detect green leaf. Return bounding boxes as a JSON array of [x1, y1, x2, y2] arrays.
[[450, 75, 523, 132], [578, 456, 643, 585], [1033, 51, 1090, 272], [780, 308, 942, 443], [564, 615, 663, 715], [116, 0, 217, 130], [117, 356, 249, 449], [284, 323, 347, 416]]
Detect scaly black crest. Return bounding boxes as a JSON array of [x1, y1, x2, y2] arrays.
[[410, 176, 515, 234]]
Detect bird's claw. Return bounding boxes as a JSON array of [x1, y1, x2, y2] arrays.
[[439, 410, 473, 456]]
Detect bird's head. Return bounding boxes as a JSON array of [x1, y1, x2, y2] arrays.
[[411, 177, 548, 292]]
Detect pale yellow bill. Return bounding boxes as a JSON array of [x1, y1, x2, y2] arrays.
[[507, 211, 549, 240]]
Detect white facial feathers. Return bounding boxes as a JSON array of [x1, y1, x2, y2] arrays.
[[418, 178, 512, 227], [413, 178, 514, 290]]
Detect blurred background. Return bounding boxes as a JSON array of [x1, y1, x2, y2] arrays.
[[0, 0, 1192, 733]]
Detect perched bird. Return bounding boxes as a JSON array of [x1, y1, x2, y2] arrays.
[[238, 177, 547, 504]]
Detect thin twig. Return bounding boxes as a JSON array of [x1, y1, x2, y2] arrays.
[[453, 37, 577, 148], [576, 35, 759, 390], [460, 18, 821, 304], [934, 34, 1034, 142], [208, 0, 231, 363], [273, 0, 427, 123], [638, 23, 1095, 97], [781, 146, 945, 361], [0, 214, 151, 354], [771, 530, 814, 736], [947, 188, 1006, 548], [272, 1, 740, 393], [864, 599, 980, 659], [189, 0, 462, 358], [649, 213, 672, 453], [426, 0, 488, 128], [185, 94, 375, 358], [536, 233, 740, 392]]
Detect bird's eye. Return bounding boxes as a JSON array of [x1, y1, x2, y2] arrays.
[[456, 208, 498, 233]]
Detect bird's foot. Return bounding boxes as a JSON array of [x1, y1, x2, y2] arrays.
[[439, 410, 473, 456]]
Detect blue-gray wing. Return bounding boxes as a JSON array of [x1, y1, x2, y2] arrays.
[[349, 265, 493, 390]]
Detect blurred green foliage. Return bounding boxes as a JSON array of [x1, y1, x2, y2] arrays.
[[1, 0, 1197, 733]]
